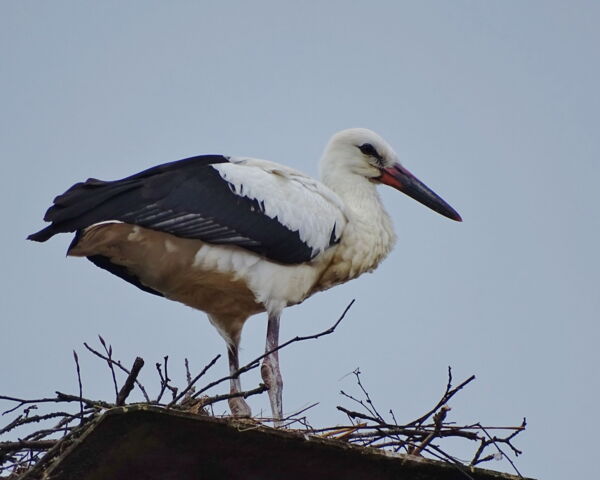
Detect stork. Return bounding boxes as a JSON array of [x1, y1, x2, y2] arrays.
[[28, 128, 461, 424]]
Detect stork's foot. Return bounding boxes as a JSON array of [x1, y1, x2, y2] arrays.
[[228, 396, 252, 418], [261, 357, 283, 426]]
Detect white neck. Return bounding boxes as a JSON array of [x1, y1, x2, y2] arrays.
[[317, 167, 396, 289]]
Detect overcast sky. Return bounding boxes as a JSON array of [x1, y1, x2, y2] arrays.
[[2, 2, 598, 478]]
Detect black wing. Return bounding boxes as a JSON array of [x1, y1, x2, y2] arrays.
[[28, 155, 316, 264]]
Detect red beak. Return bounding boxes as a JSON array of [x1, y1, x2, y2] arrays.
[[379, 163, 462, 222]]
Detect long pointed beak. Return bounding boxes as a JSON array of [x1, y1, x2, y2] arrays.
[[378, 163, 462, 222]]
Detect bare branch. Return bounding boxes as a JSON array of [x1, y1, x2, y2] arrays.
[[0, 440, 56, 453], [200, 384, 268, 408], [168, 354, 221, 407], [116, 357, 145, 406], [97, 335, 119, 401], [72, 350, 84, 424], [192, 300, 355, 400], [406, 368, 475, 428], [83, 342, 150, 402], [410, 405, 450, 456]]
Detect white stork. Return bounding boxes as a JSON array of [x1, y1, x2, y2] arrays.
[[29, 128, 461, 423]]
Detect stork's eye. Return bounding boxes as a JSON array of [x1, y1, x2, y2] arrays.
[[358, 143, 378, 157], [358, 143, 384, 165]]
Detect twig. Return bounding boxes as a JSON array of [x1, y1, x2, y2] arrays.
[[410, 405, 450, 455], [97, 335, 119, 401], [182, 358, 195, 404], [116, 357, 145, 406], [154, 357, 178, 404], [54, 392, 113, 410], [477, 422, 524, 478], [0, 440, 56, 453], [1, 394, 111, 416], [337, 405, 380, 424], [352, 369, 385, 422], [83, 342, 150, 402], [72, 350, 84, 424], [168, 354, 221, 407], [191, 299, 354, 400], [0, 411, 89, 436], [406, 367, 475, 428], [200, 384, 268, 408], [281, 402, 319, 423]]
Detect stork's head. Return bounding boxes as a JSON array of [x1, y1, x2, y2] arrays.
[[321, 128, 462, 222]]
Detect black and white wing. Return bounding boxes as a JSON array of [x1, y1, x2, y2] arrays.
[[29, 155, 346, 264]]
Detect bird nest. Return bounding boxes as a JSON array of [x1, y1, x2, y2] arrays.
[[1, 302, 526, 479]]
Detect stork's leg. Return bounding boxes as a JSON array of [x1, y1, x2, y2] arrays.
[[226, 341, 252, 418], [208, 314, 252, 418], [261, 311, 283, 425]]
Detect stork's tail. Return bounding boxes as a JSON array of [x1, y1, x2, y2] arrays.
[[27, 177, 137, 242]]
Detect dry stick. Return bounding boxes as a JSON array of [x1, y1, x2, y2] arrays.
[[154, 362, 167, 404], [200, 384, 268, 408], [0, 411, 83, 436], [22, 426, 70, 442], [477, 423, 524, 478], [410, 405, 450, 456], [0, 394, 111, 416], [163, 356, 179, 401], [280, 402, 319, 423], [72, 351, 84, 424], [23, 409, 89, 442], [282, 415, 313, 430], [0, 414, 24, 436], [168, 354, 221, 407], [388, 409, 408, 453], [116, 357, 145, 406], [154, 357, 178, 404], [83, 342, 150, 402], [499, 417, 527, 455], [190, 299, 355, 401], [182, 358, 196, 404], [22, 410, 95, 443], [471, 438, 491, 466], [1, 396, 45, 416], [97, 336, 119, 401], [406, 369, 476, 428], [321, 425, 480, 442], [339, 390, 373, 417], [352, 369, 385, 422], [54, 392, 114, 410], [158, 356, 178, 401], [185, 358, 193, 385], [337, 405, 380, 424], [347, 372, 407, 447], [0, 440, 56, 453]]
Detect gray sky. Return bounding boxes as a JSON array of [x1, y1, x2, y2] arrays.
[[2, 2, 598, 478]]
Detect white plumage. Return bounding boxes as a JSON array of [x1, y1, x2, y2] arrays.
[[29, 128, 461, 424]]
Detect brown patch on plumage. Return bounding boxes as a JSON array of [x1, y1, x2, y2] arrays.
[[69, 223, 264, 325]]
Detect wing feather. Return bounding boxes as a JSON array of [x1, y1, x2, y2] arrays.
[[29, 155, 346, 264]]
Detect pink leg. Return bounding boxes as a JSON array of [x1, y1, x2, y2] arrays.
[[261, 312, 283, 425]]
